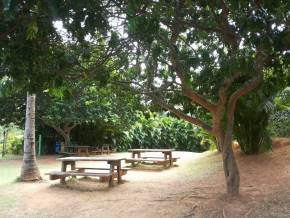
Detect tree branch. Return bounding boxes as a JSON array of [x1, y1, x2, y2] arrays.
[[165, 16, 217, 113], [150, 94, 213, 134]]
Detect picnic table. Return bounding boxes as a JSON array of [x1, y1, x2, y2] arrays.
[[61, 146, 90, 156], [126, 149, 178, 167], [90, 144, 115, 155], [46, 157, 126, 187]]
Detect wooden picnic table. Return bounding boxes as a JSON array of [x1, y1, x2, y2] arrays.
[[127, 149, 176, 167], [48, 157, 126, 187], [90, 144, 115, 155], [63, 146, 90, 156]]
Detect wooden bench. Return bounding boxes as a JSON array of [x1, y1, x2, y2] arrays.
[[59, 152, 77, 157], [125, 158, 171, 167], [142, 156, 180, 162], [90, 144, 116, 155], [74, 167, 129, 182], [46, 167, 129, 185], [75, 167, 130, 173], [49, 157, 125, 187], [45, 171, 112, 181]]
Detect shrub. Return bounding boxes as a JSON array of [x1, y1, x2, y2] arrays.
[[117, 111, 211, 152], [234, 93, 272, 154], [269, 109, 290, 137]]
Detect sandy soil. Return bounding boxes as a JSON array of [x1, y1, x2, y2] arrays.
[[0, 139, 290, 218]]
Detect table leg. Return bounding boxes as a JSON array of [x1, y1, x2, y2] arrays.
[[61, 161, 67, 184], [117, 161, 122, 184], [168, 152, 173, 166], [163, 152, 168, 168], [163, 152, 172, 167], [108, 162, 115, 187], [71, 161, 76, 179]]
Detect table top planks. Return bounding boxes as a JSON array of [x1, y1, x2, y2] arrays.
[[57, 157, 125, 162], [128, 149, 174, 152]]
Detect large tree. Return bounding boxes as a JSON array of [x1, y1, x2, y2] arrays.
[[119, 0, 289, 196], [0, 0, 116, 180], [1, 0, 61, 181]]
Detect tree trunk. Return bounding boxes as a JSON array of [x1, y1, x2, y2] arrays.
[[20, 93, 41, 181], [48, 123, 77, 148], [221, 137, 240, 196], [63, 132, 71, 147], [220, 108, 240, 196]]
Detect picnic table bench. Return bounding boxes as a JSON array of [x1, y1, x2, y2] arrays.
[[60, 146, 90, 157], [126, 149, 179, 167], [90, 144, 115, 155], [46, 157, 126, 187]]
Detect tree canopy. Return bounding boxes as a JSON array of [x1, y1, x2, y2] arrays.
[[0, 0, 289, 196]]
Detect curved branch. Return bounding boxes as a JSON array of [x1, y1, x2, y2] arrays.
[[167, 35, 217, 113], [150, 95, 213, 134]]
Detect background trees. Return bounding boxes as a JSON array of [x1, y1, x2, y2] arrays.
[[0, 0, 289, 197], [119, 0, 289, 196]]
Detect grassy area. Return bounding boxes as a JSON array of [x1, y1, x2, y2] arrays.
[[0, 155, 59, 186], [0, 161, 21, 185], [182, 151, 222, 178]]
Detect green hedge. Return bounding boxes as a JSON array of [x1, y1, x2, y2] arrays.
[[115, 112, 212, 152]]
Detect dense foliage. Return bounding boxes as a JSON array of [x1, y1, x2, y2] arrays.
[[268, 88, 290, 137], [269, 109, 290, 137], [234, 92, 272, 154], [116, 112, 212, 152]]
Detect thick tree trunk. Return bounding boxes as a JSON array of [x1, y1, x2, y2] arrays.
[[48, 123, 76, 148], [220, 105, 240, 196], [20, 94, 41, 181], [63, 132, 71, 147], [215, 135, 222, 152], [221, 136, 240, 196]]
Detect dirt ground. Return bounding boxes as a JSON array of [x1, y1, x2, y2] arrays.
[[1, 138, 290, 218]]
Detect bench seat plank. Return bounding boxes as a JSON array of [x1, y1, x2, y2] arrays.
[[59, 152, 77, 157], [75, 167, 130, 171], [125, 158, 170, 164], [142, 156, 180, 162], [45, 171, 112, 180]]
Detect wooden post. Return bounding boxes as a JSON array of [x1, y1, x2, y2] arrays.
[[169, 152, 172, 166], [61, 161, 67, 184], [108, 161, 115, 187], [38, 134, 42, 156], [116, 161, 122, 184], [71, 161, 76, 179]]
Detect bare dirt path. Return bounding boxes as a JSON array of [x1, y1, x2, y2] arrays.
[[1, 140, 290, 218]]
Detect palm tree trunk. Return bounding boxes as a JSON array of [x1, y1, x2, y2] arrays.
[[20, 93, 41, 181]]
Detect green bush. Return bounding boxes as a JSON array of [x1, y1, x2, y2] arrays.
[[8, 137, 23, 155], [269, 109, 290, 137], [234, 93, 272, 154], [117, 111, 212, 152]]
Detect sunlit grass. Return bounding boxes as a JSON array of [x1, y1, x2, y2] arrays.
[[0, 163, 21, 185], [0, 155, 59, 186], [182, 151, 222, 178]]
